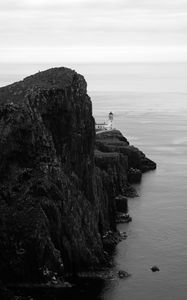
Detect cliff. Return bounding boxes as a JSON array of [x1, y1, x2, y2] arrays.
[[0, 67, 156, 286]]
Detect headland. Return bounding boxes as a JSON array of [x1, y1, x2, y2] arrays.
[[0, 67, 156, 298]]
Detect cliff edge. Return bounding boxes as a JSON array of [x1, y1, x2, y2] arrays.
[[0, 67, 156, 285]]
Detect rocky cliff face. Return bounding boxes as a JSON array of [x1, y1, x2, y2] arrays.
[[0, 67, 156, 285]]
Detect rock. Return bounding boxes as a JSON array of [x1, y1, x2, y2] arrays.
[[102, 231, 121, 254], [95, 130, 156, 174], [63, 281, 72, 288], [0, 283, 14, 300], [0, 67, 105, 282], [151, 266, 160, 272], [119, 231, 127, 240], [115, 195, 128, 213], [123, 185, 139, 198], [0, 67, 156, 286], [116, 213, 132, 224], [128, 167, 142, 184], [51, 276, 58, 285], [141, 158, 157, 173], [95, 150, 128, 231], [75, 271, 115, 280], [118, 270, 131, 278]]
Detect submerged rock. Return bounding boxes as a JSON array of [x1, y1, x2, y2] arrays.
[[119, 232, 127, 240], [151, 266, 160, 272]]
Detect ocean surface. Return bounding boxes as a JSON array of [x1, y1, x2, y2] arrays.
[[93, 92, 187, 300], [1, 62, 187, 299]]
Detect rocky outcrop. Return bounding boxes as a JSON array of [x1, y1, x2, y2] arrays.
[[95, 130, 156, 175], [0, 67, 156, 286]]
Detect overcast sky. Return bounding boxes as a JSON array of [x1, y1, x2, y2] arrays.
[[0, 0, 187, 63]]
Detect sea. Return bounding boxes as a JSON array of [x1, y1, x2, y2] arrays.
[[1, 62, 187, 300]]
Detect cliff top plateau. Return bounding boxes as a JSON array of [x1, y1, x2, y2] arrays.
[[0, 67, 86, 105]]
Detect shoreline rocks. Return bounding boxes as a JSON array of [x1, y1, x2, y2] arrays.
[[116, 213, 132, 224]]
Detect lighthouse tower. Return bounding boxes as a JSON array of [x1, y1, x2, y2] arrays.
[[108, 112, 114, 129]]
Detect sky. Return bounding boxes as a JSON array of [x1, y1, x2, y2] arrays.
[[0, 0, 187, 63]]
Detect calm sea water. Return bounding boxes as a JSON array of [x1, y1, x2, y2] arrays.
[[93, 92, 187, 300], [1, 63, 187, 299]]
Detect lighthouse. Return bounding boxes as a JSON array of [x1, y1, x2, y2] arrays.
[[95, 112, 114, 132], [108, 112, 114, 129]]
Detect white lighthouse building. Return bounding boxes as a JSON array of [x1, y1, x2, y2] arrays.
[[107, 111, 114, 130], [95, 112, 114, 132]]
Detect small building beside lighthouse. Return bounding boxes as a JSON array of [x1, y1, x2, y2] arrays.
[[95, 112, 114, 132]]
